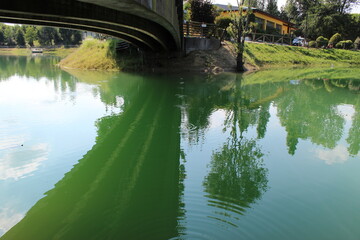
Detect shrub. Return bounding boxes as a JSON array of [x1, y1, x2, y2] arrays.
[[355, 37, 360, 50], [309, 41, 317, 48], [329, 33, 342, 47], [316, 36, 328, 48], [335, 40, 353, 49], [215, 16, 232, 29]]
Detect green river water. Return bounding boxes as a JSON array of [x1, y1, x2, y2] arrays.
[[0, 55, 360, 239]]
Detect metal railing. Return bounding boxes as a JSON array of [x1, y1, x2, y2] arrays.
[[183, 21, 225, 39]]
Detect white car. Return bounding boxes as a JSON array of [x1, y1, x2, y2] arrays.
[[292, 37, 306, 46]]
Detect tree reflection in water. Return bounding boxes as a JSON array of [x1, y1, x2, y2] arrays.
[[193, 75, 270, 225]]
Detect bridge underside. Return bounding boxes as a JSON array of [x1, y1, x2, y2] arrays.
[[0, 0, 181, 51]]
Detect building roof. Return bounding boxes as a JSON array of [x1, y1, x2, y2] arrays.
[[215, 4, 295, 26], [214, 4, 239, 11]]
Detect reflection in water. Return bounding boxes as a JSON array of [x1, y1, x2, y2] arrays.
[[1, 57, 360, 239], [1, 58, 183, 239], [203, 77, 268, 226]]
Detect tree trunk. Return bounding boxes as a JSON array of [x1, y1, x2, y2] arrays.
[[236, 52, 245, 72]]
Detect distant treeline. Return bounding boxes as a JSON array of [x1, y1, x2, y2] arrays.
[[0, 24, 83, 47]]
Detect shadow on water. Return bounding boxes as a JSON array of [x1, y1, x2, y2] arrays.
[[1, 57, 183, 239], [1, 56, 360, 239]]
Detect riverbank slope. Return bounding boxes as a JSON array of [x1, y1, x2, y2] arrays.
[[50, 39, 360, 72]]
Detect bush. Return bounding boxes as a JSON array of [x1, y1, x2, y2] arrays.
[[316, 36, 328, 48], [335, 40, 353, 49], [329, 33, 342, 47], [215, 16, 232, 29], [355, 37, 360, 50], [309, 41, 317, 48]]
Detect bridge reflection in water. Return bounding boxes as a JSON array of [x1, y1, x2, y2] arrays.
[[1, 67, 183, 239]]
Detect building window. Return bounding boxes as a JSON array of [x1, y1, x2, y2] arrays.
[[255, 17, 264, 30], [276, 24, 282, 33], [266, 21, 275, 29]]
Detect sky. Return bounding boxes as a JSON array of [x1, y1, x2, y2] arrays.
[[213, 0, 360, 13]]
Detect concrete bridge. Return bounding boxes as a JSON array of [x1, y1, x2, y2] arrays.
[[0, 0, 183, 51]]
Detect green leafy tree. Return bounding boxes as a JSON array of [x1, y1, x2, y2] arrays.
[[53, 28, 62, 45], [283, 0, 359, 39], [227, 0, 254, 72], [215, 16, 232, 29], [38, 27, 55, 46], [59, 28, 73, 45], [4, 26, 15, 46], [183, 1, 191, 21], [0, 24, 5, 45], [71, 31, 82, 45], [15, 28, 26, 46], [189, 0, 216, 23], [266, 0, 280, 17], [25, 26, 38, 47]]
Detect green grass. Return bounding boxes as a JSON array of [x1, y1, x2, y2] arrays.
[[59, 38, 120, 71], [0, 47, 76, 58], [43, 48, 77, 58], [243, 42, 360, 68], [242, 67, 360, 86], [0, 48, 31, 56]]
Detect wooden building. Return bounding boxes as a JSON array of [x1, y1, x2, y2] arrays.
[[217, 5, 297, 35]]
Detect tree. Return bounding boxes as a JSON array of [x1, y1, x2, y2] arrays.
[[25, 26, 38, 47], [15, 28, 26, 46], [38, 27, 54, 46], [266, 0, 280, 17], [227, 0, 254, 72], [283, 0, 360, 39], [4, 26, 15, 46], [0, 24, 5, 45], [59, 28, 73, 45], [71, 31, 82, 45], [189, 0, 216, 23], [245, 0, 266, 10]]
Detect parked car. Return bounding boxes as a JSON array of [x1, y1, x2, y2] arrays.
[[292, 37, 307, 46]]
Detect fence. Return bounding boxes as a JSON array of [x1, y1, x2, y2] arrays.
[[183, 21, 225, 40], [249, 32, 294, 45], [183, 22, 294, 45]]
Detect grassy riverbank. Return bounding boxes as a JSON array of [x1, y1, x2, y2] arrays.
[[0, 48, 77, 57], [59, 38, 120, 71], [159, 41, 360, 74], [5, 38, 358, 73], [243, 42, 360, 68]]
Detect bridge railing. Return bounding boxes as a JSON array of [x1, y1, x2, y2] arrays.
[[183, 21, 225, 39]]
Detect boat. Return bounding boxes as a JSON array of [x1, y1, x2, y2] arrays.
[[31, 48, 43, 53]]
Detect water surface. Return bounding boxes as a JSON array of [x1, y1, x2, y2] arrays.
[[1, 56, 360, 239]]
